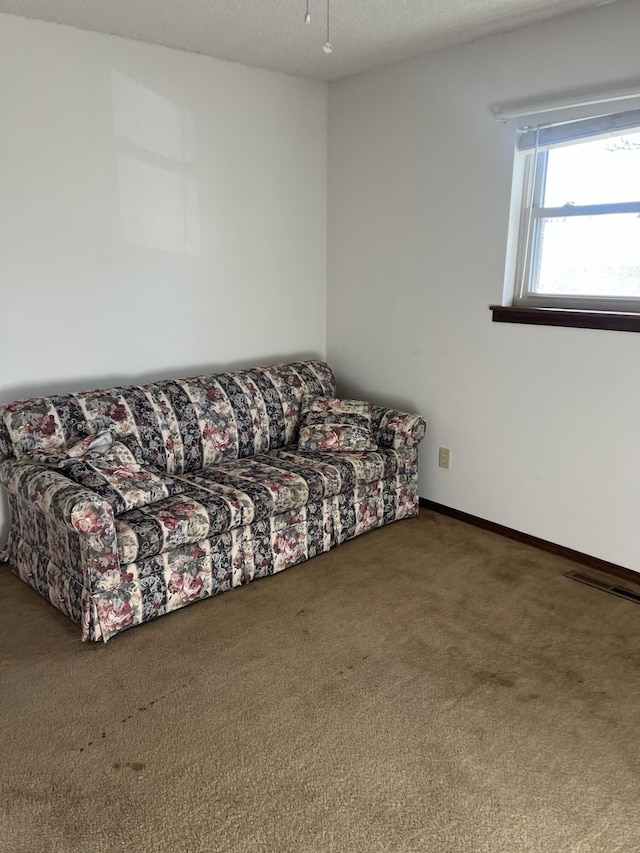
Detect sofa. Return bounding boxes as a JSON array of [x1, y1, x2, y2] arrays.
[[0, 361, 426, 642]]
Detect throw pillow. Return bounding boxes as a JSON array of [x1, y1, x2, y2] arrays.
[[58, 437, 182, 516], [26, 429, 115, 466], [23, 429, 180, 514], [297, 397, 378, 453]]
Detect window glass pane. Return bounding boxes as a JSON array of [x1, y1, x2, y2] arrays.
[[532, 214, 640, 297], [543, 132, 640, 207]]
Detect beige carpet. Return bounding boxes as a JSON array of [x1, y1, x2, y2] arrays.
[[1, 509, 639, 853]]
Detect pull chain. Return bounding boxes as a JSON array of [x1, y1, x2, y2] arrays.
[[323, 0, 333, 53]]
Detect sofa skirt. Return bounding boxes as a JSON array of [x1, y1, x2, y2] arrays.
[[6, 474, 419, 642]]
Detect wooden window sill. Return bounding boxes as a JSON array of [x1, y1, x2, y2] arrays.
[[490, 305, 640, 332]]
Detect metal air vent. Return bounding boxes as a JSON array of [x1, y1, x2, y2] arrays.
[[565, 571, 640, 605]]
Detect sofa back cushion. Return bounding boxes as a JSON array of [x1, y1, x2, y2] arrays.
[[0, 361, 335, 473]]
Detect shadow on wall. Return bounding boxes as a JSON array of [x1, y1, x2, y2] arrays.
[[0, 351, 325, 407]]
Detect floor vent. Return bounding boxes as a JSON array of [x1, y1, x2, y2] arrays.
[[565, 571, 640, 605]]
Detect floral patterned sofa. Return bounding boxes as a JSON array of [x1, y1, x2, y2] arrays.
[[0, 361, 426, 642]]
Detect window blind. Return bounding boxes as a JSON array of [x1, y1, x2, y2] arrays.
[[517, 108, 640, 151]]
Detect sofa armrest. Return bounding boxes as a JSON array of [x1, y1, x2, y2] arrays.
[[0, 458, 120, 590], [0, 458, 115, 533], [371, 407, 426, 449]]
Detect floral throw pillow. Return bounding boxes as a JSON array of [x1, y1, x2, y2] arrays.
[[297, 397, 378, 453], [25, 429, 116, 466], [57, 436, 182, 516]]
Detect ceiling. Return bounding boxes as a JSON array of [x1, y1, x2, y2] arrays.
[[0, 0, 619, 82]]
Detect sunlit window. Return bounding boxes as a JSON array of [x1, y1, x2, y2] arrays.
[[511, 110, 640, 312]]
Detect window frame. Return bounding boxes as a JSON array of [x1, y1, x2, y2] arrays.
[[508, 109, 640, 316]]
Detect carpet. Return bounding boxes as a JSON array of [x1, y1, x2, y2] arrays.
[[1, 509, 639, 852]]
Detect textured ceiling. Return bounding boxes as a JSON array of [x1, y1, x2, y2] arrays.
[[0, 0, 619, 81]]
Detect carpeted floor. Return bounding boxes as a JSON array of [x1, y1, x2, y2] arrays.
[[1, 509, 639, 853]]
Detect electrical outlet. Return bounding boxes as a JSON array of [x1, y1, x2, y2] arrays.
[[438, 447, 451, 469]]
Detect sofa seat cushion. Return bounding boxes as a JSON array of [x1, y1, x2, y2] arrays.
[[265, 446, 415, 496], [115, 447, 416, 565], [116, 456, 309, 564]]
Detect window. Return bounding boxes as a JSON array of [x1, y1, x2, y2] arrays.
[[494, 103, 640, 331]]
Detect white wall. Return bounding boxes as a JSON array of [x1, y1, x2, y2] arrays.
[[328, 0, 640, 570], [0, 14, 327, 538], [0, 13, 327, 395]]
